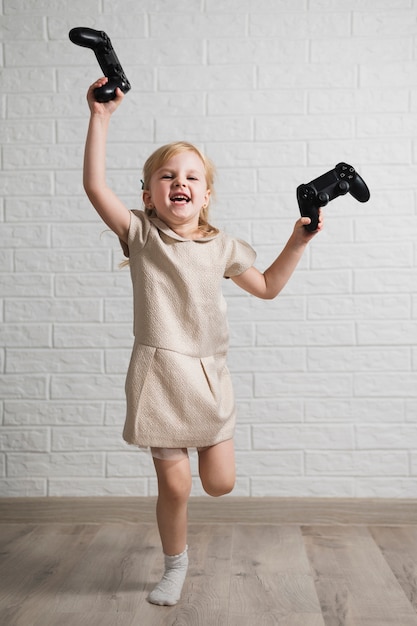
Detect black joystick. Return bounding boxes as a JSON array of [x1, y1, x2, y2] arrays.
[[69, 27, 131, 102], [297, 162, 370, 232]]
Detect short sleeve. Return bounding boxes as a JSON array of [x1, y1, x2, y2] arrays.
[[119, 210, 152, 258], [224, 237, 256, 278]]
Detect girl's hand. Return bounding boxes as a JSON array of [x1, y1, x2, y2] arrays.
[[293, 208, 324, 244], [86, 77, 125, 116]]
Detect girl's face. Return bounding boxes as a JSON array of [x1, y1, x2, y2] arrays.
[[143, 151, 210, 237]]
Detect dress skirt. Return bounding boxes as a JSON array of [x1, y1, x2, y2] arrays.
[[122, 341, 236, 448]]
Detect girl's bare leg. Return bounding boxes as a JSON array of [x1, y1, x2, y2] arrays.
[[148, 455, 192, 606], [153, 454, 192, 554], [198, 439, 236, 497]]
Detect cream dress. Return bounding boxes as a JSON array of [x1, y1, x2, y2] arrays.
[[121, 210, 256, 449]]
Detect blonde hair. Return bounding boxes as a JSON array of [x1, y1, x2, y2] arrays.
[[142, 141, 219, 237]]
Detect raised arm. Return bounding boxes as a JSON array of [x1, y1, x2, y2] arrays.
[[231, 213, 323, 299], [83, 77, 131, 243]]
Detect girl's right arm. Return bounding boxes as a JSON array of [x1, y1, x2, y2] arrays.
[[83, 77, 131, 244]]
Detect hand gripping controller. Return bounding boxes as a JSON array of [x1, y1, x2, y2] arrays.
[[297, 162, 370, 232], [69, 27, 131, 102]]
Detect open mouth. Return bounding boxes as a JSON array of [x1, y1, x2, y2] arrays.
[[170, 195, 190, 203]]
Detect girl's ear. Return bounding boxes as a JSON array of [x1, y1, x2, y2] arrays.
[[143, 190, 152, 207], [204, 189, 211, 205]]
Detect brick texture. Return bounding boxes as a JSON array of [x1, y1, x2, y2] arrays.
[[1, 0, 416, 497]]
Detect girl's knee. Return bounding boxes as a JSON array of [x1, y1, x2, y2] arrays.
[[154, 458, 192, 503], [169, 479, 192, 502], [198, 439, 236, 497], [201, 474, 235, 498], [160, 472, 192, 502]]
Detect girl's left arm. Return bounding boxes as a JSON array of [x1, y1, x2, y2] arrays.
[[231, 213, 323, 299]]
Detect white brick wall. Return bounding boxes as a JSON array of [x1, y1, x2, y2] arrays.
[[1, 0, 416, 498]]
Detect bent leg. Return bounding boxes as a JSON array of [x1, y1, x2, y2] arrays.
[[198, 439, 236, 497]]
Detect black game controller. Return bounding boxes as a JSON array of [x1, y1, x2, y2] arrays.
[[297, 162, 370, 232], [69, 27, 131, 102]]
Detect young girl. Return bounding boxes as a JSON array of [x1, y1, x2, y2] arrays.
[[83, 77, 323, 606]]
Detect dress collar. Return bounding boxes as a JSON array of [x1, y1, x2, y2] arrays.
[[148, 214, 219, 242]]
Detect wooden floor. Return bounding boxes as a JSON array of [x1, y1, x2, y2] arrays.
[[1, 497, 417, 626]]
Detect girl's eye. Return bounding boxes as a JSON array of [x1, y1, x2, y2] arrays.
[[159, 173, 199, 181]]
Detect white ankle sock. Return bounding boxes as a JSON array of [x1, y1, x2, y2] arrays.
[[148, 546, 188, 606]]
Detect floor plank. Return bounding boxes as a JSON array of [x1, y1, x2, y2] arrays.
[[52, 524, 157, 614], [0, 524, 100, 626], [371, 526, 417, 613], [303, 526, 417, 626], [228, 525, 325, 625]]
